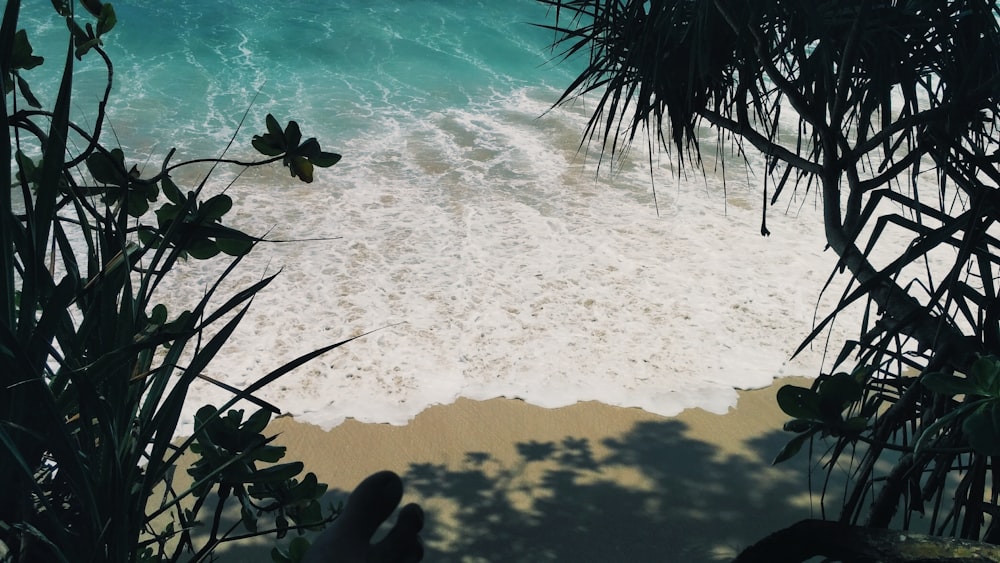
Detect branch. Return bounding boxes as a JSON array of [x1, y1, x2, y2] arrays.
[[698, 108, 822, 174], [712, 0, 828, 136]]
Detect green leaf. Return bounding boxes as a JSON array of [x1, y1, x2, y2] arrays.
[[840, 416, 870, 432], [224, 408, 245, 426], [294, 136, 341, 167], [242, 408, 272, 435], [155, 202, 181, 226], [969, 356, 1000, 397], [923, 372, 982, 397], [14, 150, 37, 184], [137, 227, 162, 248], [241, 505, 258, 533], [149, 304, 168, 325], [140, 181, 159, 201], [914, 401, 981, 455], [195, 405, 220, 428], [276, 514, 289, 539], [96, 3, 116, 37], [199, 194, 233, 221], [311, 151, 342, 168], [817, 372, 863, 410], [284, 120, 303, 149], [15, 74, 41, 108], [289, 537, 311, 562], [127, 192, 150, 217], [11, 29, 44, 71], [290, 472, 324, 501], [216, 236, 254, 257], [266, 114, 283, 139], [776, 385, 822, 420], [187, 238, 220, 260], [161, 176, 183, 204], [963, 401, 1000, 456], [293, 500, 325, 529], [288, 155, 314, 183], [252, 134, 285, 156], [783, 419, 815, 433], [86, 148, 126, 185], [80, 0, 104, 18], [773, 431, 815, 465], [246, 462, 304, 484], [297, 138, 322, 158], [252, 445, 286, 464], [75, 37, 101, 59], [271, 546, 293, 563], [271, 537, 312, 563]]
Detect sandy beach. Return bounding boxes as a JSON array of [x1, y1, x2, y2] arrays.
[[196, 376, 824, 562]]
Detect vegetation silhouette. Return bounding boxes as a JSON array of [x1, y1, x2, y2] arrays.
[[1, 2, 357, 561], [538, 0, 1000, 559], [218, 411, 816, 562]]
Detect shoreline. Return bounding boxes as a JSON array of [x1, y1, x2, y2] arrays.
[[211, 376, 819, 562]]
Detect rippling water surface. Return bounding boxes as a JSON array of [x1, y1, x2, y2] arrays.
[[22, 1, 849, 434]]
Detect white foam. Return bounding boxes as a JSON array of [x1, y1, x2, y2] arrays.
[[158, 87, 866, 437]]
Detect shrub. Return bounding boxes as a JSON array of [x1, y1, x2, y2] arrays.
[[1, 2, 347, 560]]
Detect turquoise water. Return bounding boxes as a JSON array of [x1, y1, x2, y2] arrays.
[[17, 2, 841, 433], [25, 1, 579, 155]]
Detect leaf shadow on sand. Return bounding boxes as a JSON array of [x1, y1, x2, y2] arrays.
[[397, 420, 819, 562], [218, 414, 830, 562]]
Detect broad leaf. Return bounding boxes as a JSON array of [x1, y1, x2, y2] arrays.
[[86, 148, 127, 185], [160, 176, 183, 204], [15, 74, 40, 108], [265, 113, 283, 139], [284, 120, 303, 149], [773, 431, 814, 465], [817, 372, 863, 416], [186, 238, 219, 260], [199, 194, 233, 221], [10, 29, 43, 70], [963, 401, 1000, 457], [252, 134, 285, 156], [247, 461, 304, 484], [923, 372, 983, 397], [776, 385, 822, 420], [216, 236, 254, 257], [969, 356, 1000, 398], [96, 3, 117, 37], [288, 155, 314, 183]]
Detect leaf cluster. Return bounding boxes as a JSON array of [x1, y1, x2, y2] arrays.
[[920, 356, 1000, 457], [1, 2, 348, 561], [154, 406, 335, 560], [253, 114, 342, 183], [540, 0, 1000, 545], [774, 367, 872, 464]]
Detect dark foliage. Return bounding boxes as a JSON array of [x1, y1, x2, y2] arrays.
[[539, 0, 1000, 552], [1, 1, 344, 560]]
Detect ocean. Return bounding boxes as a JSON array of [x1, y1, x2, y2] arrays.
[[21, 1, 850, 435]]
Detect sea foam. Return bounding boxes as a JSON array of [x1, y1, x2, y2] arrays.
[[17, 1, 865, 437]]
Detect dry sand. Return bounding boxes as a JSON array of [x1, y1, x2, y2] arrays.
[[213, 377, 824, 562]]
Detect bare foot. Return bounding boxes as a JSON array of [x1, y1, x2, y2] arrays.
[[303, 471, 424, 563]]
